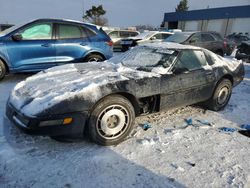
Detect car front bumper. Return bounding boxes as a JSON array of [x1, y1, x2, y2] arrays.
[[6, 101, 89, 138]]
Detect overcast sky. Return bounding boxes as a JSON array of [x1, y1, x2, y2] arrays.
[[0, 0, 249, 27]]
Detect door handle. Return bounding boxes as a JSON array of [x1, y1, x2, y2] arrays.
[[41, 44, 51, 47]]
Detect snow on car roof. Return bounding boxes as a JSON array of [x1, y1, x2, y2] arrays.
[[142, 42, 201, 50]]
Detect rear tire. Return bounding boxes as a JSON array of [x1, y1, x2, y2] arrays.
[[88, 95, 135, 146], [206, 79, 232, 111], [0, 60, 6, 80], [85, 54, 104, 62]]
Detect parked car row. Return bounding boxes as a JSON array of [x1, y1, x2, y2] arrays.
[[120, 31, 173, 51]]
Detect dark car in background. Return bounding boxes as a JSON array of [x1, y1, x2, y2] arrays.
[[0, 18, 113, 80], [165, 31, 225, 56], [226, 33, 250, 46], [6, 42, 244, 145]]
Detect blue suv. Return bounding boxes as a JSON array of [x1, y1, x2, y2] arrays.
[[0, 18, 113, 80]]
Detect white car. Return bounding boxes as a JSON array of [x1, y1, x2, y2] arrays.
[[120, 31, 173, 51], [105, 30, 140, 51]]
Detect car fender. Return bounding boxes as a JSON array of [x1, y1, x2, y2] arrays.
[[0, 50, 11, 70], [82, 49, 108, 60]]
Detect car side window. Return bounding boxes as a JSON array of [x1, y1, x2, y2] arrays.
[[20, 23, 52, 40], [82, 27, 96, 38], [130, 32, 138, 37], [58, 24, 82, 39], [162, 33, 171, 39], [109, 31, 119, 38], [120, 31, 130, 38], [174, 50, 207, 72], [154, 33, 163, 40], [190, 33, 201, 43], [202, 34, 215, 42]]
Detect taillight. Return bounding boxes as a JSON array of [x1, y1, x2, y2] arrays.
[[223, 40, 227, 48], [106, 41, 113, 46]]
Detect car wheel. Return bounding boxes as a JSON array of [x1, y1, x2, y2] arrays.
[[85, 54, 104, 62], [88, 95, 135, 146], [207, 79, 232, 111], [0, 60, 6, 80]]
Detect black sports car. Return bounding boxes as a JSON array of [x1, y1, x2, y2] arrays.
[[6, 42, 244, 145]]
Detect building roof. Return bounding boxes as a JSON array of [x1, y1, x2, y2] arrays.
[[164, 5, 250, 22]]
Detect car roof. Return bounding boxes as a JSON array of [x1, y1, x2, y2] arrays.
[[142, 42, 201, 50], [31, 18, 98, 28], [107, 30, 139, 34], [181, 31, 220, 35], [148, 31, 173, 34]]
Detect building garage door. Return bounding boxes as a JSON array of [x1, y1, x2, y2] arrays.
[[185, 21, 199, 31], [207, 19, 224, 33], [231, 18, 250, 34]]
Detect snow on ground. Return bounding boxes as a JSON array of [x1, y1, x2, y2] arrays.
[[0, 61, 250, 188]]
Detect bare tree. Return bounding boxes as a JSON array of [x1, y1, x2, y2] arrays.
[[175, 0, 189, 12], [83, 5, 108, 26]]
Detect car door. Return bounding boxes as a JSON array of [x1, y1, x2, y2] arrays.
[[160, 49, 215, 110], [201, 33, 217, 52], [6, 22, 56, 71], [54, 23, 91, 64]]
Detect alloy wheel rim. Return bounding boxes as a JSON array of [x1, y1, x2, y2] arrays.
[[88, 57, 101, 62], [217, 86, 230, 105], [96, 105, 129, 139]]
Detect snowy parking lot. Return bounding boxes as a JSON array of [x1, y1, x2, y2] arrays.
[[0, 60, 250, 187]]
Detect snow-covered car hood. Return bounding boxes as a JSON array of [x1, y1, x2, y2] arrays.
[[9, 61, 161, 117]]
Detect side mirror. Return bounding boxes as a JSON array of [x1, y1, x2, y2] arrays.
[[12, 33, 23, 41]]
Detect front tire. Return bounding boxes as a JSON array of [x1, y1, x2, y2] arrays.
[[0, 60, 6, 80], [88, 95, 135, 146], [207, 79, 232, 111]]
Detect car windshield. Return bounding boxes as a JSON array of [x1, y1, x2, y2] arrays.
[[109, 46, 178, 68], [165, 32, 192, 43], [0, 22, 26, 36], [135, 31, 155, 39]]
